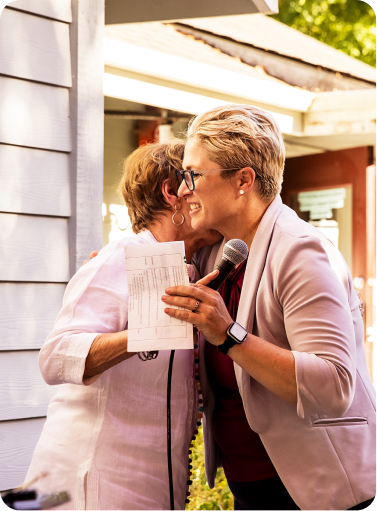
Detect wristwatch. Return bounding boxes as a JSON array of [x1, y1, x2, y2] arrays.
[[217, 322, 248, 355]]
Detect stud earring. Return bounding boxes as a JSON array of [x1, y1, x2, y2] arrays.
[[240, 190, 245, 195]]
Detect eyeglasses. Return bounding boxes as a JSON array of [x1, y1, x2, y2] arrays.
[[175, 168, 242, 192]]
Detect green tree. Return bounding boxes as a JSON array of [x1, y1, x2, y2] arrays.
[[271, 0, 376, 66]]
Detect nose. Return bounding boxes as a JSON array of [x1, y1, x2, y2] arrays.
[[178, 180, 192, 198]]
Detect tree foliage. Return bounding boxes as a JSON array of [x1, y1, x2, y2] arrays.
[[271, 0, 376, 67]]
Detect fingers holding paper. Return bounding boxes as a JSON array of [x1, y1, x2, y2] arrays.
[[162, 279, 232, 346]]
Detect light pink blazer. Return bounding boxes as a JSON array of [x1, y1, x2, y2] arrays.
[[197, 195, 376, 510]]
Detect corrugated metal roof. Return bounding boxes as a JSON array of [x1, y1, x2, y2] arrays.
[[175, 14, 375, 83]]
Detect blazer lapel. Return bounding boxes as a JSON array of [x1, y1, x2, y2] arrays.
[[234, 195, 283, 393]]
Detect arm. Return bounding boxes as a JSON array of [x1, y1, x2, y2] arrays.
[[276, 236, 356, 418], [84, 331, 135, 379], [163, 236, 356, 416], [80, 251, 218, 380], [162, 284, 297, 405], [39, 242, 134, 386]]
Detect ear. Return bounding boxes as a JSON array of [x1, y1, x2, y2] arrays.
[[239, 167, 257, 194], [161, 179, 178, 209]]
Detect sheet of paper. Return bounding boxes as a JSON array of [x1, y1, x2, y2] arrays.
[[124, 241, 193, 352]]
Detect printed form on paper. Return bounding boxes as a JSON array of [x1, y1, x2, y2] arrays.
[[124, 241, 193, 352]]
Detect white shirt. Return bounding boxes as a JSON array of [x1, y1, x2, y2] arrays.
[[25, 230, 198, 510]]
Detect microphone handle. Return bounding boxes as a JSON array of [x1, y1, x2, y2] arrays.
[[207, 258, 235, 290]]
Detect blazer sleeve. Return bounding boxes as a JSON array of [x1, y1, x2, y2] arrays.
[[39, 241, 130, 386], [275, 235, 357, 419]]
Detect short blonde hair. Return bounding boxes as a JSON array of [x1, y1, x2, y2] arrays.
[[187, 104, 285, 200], [118, 140, 185, 233]]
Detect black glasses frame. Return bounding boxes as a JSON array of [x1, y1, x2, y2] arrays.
[[175, 168, 245, 191]]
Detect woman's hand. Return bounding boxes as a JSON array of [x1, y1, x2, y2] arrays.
[[162, 276, 232, 346], [195, 269, 219, 286]]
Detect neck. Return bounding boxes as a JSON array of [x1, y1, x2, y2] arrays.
[[183, 231, 218, 263], [148, 214, 202, 263], [148, 215, 218, 263], [221, 196, 273, 249], [148, 216, 178, 244]]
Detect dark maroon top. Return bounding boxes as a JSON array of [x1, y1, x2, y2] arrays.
[[205, 260, 277, 482]]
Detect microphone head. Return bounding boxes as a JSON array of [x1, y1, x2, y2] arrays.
[[223, 239, 249, 266]]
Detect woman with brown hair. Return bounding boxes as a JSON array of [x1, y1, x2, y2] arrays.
[[24, 140, 219, 510]]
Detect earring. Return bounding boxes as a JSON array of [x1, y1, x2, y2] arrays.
[[240, 190, 245, 195], [172, 204, 185, 226]]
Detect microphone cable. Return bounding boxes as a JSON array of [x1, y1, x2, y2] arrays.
[[165, 239, 248, 510], [167, 349, 175, 510]]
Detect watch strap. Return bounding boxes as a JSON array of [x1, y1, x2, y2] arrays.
[[217, 321, 248, 355], [217, 336, 238, 355]]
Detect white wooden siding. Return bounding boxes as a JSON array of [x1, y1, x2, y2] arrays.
[[6, 0, 72, 23], [0, 351, 58, 421], [0, 77, 71, 152], [0, 418, 46, 490], [0, 145, 71, 217], [0, 8, 72, 87], [0, 283, 65, 350], [0, 0, 105, 494], [0, 214, 70, 282]]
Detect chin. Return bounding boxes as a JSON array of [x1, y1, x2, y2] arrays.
[[192, 218, 214, 233], [191, 217, 205, 232]]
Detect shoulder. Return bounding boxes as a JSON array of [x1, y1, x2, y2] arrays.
[[274, 205, 327, 243], [270, 205, 334, 263], [80, 230, 156, 270], [66, 231, 157, 294], [269, 206, 352, 297]]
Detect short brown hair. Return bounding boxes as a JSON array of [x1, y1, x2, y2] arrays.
[[118, 140, 185, 233], [187, 104, 285, 200]]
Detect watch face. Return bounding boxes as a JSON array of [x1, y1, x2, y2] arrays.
[[229, 322, 247, 342]]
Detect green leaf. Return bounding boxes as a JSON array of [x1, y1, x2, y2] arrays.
[[271, 0, 376, 67]]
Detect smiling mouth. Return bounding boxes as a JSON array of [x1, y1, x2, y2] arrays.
[[189, 203, 201, 213]]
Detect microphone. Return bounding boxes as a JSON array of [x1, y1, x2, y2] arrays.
[[207, 239, 249, 291]]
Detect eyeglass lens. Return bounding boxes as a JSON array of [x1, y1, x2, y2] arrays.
[[175, 170, 195, 191]]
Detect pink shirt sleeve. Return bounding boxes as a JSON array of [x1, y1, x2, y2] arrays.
[[275, 236, 358, 419]]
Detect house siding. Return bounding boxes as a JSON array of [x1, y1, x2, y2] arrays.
[[0, 0, 104, 491]]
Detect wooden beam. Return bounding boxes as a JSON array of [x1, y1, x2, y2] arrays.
[[104, 0, 277, 25], [303, 90, 376, 137], [69, 0, 104, 273]]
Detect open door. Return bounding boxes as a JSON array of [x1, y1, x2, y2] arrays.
[[282, 146, 376, 378]]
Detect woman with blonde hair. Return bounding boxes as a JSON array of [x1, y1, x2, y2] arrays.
[[163, 104, 376, 510], [24, 140, 219, 510]]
